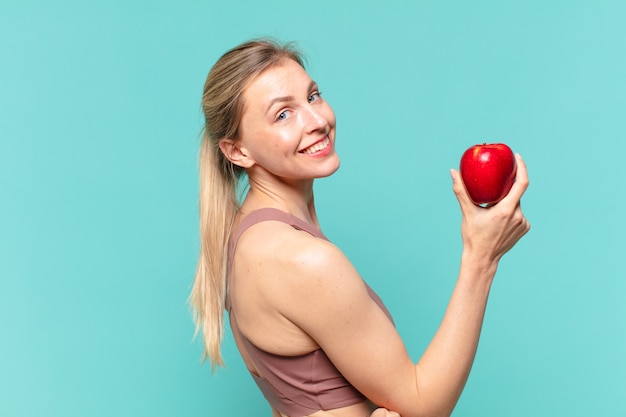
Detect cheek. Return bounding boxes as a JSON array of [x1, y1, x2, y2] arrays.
[[259, 131, 294, 160]]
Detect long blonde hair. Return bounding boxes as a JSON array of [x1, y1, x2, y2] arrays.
[[190, 39, 305, 369]]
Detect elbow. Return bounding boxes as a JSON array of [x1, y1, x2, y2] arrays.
[[393, 392, 457, 417]]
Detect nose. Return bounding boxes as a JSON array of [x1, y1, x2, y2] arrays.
[[303, 105, 328, 133]]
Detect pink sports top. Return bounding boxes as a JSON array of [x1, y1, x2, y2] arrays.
[[226, 208, 394, 416]]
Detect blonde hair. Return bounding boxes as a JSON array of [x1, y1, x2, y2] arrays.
[[190, 39, 305, 369]]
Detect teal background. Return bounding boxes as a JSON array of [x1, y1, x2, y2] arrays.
[[1, 1, 625, 416]]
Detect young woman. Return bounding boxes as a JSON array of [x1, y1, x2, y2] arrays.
[[190, 39, 530, 417]]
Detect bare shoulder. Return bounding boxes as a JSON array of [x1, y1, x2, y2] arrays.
[[231, 219, 368, 353], [233, 219, 367, 314], [235, 219, 356, 279]]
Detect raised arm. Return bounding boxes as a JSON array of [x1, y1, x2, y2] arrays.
[[281, 155, 530, 417], [412, 153, 530, 415]]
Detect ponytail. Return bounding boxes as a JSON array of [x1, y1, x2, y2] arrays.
[[190, 38, 305, 368], [190, 133, 239, 368]]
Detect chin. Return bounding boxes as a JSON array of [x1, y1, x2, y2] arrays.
[[319, 157, 340, 178]]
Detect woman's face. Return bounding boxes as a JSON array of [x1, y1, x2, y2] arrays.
[[235, 59, 339, 183]]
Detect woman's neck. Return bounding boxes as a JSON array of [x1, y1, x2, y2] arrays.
[[241, 180, 319, 227]]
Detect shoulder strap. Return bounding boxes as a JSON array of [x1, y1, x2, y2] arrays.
[[226, 208, 328, 310], [234, 208, 326, 244]]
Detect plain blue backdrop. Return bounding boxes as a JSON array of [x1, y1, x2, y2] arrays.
[[1, 1, 624, 416]]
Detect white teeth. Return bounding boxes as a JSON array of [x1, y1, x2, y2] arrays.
[[302, 137, 330, 154]]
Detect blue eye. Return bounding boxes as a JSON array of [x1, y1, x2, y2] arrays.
[[308, 91, 322, 103], [276, 110, 290, 121]]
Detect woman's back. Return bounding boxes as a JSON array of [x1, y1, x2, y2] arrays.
[[228, 208, 394, 416]]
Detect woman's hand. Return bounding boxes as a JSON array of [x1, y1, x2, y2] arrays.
[[451, 153, 530, 265], [370, 407, 401, 417]]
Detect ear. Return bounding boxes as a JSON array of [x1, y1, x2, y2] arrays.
[[218, 139, 255, 169]]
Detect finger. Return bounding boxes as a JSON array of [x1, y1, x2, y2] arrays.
[[500, 153, 529, 207], [370, 408, 400, 417], [511, 202, 531, 238], [450, 168, 475, 211], [517, 202, 531, 233]]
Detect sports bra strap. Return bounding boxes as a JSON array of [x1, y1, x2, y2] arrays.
[[226, 208, 328, 310]]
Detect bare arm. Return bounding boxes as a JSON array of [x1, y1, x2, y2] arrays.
[[274, 155, 530, 417], [413, 153, 530, 415]]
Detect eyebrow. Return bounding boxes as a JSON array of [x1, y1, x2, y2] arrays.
[[265, 80, 317, 114]]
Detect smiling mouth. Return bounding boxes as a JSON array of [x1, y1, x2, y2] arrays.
[[300, 137, 331, 154]]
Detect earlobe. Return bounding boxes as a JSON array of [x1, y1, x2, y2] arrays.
[[218, 139, 254, 169]]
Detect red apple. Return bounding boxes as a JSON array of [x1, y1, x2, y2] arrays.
[[459, 143, 517, 206]]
